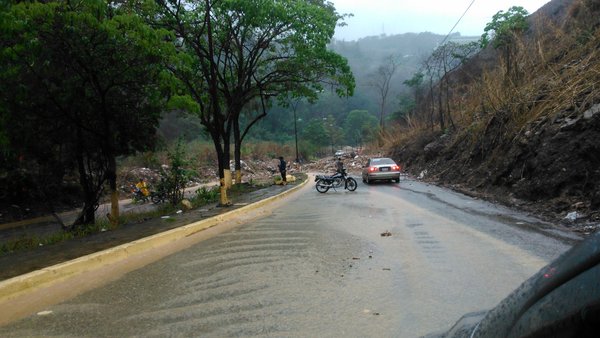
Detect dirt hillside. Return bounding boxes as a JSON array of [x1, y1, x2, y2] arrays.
[[390, 0, 600, 235]]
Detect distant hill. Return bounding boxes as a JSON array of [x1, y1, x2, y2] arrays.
[[251, 32, 480, 142], [329, 32, 479, 93]]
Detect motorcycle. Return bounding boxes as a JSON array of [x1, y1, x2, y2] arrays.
[[150, 178, 169, 204], [151, 190, 168, 204], [131, 186, 150, 203], [314, 169, 357, 193]]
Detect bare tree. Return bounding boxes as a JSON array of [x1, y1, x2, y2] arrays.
[[369, 55, 399, 133], [421, 41, 479, 131], [432, 41, 479, 130]]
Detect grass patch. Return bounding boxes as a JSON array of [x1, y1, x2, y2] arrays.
[[0, 220, 117, 256], [190, 186, 220, 207]]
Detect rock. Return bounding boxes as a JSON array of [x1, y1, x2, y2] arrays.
[[583, 103, 600, 119], [564, 211, 579, 222], [181, 199, 192, 210], [423, 141, 443, 160], [559, 117, 580, 130]]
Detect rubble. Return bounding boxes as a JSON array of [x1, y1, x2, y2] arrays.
[[115, 154, 375, 196]]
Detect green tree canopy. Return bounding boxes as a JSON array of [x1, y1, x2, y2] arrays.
[[480, 6, 529, 49], [149, 0, 354, 200], [480, 6, 529, 79], [0, 0, 172, 226], [302, 118, 329, 147], [343, 110, 378, 146]]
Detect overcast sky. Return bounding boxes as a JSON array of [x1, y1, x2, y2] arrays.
[[330, 0, 550, 41]]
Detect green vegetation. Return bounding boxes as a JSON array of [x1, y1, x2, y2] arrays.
[[148, 0, 354, 205], [0, 172, 292, 255], [480, 6, 529, 49], [190, 187, 220, 207], [6, 0, 561, 236], [480, 6, 529, 78], [0, 219, 117, 256], [161, 139, 189, 205], [0, 0, 173, 227], [0, 0, 356, 225]]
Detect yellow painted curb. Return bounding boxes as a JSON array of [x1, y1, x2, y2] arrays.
[[0, 177, 308, 319]]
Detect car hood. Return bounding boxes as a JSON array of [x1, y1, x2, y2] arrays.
[[427, 231, 600, 338], [422, 311, 487, 338]]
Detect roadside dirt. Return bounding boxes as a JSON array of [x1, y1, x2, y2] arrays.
[[391, 110, 600, 236]]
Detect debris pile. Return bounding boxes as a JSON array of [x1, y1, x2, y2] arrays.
[[300, 155, 370, 175]]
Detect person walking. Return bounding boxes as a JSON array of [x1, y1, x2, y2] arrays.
[[278, 156, 287, 184]]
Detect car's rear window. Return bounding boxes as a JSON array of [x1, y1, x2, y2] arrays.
[[371, 158, 395, 165]]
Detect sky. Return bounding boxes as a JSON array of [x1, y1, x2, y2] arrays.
[[330, 0, 551, 41]]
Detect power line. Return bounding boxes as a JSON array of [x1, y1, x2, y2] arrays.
[[438, 0, 476, 46]]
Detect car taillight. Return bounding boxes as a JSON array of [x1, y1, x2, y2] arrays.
[[392, 165, 400, 171], [369, 166, 377, 172]]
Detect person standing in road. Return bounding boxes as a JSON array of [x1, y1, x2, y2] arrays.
[[278, 156, 287, 184], [335, 157, 344, 174]]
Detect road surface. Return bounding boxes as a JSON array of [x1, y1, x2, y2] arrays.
[[0, 177, 577, 337]]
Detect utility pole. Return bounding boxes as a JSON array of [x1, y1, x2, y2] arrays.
[[289, 98, 301, 163], [294, 110, 299, 163]]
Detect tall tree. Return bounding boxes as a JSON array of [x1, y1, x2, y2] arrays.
[[150, 0, 354, 198], [150, 0, 233, 205], [0, 0, 171, 227], [212, 0, 354, 184], [480, 6, 529, 79]]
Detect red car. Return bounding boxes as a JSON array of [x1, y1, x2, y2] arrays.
[[361, 157, 401, 184]]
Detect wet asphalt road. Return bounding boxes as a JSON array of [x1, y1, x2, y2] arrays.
[[0, 178, 577, 337]]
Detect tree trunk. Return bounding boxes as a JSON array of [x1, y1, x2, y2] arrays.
[[107, 154, 119, 226], [220, 147, 232, 205], [438, 83, 445, 132], [217, 151, 230, 206], [73, 152, 98, 227], [233, 119, 242, 185], [429, 80, 435, 130], [444, 75, 455, 130], [205, 0, 230, 206], [210, 131, 231, 206]]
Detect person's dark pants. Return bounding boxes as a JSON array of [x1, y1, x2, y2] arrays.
[[281, 170, 286, 182]]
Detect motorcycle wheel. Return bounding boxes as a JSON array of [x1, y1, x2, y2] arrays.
[[151, 193, 163, 204], [346, 178, 357, 191], [315, 179, 330, 193]]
